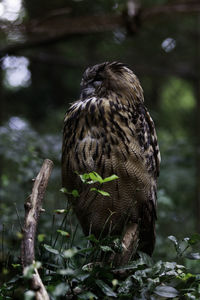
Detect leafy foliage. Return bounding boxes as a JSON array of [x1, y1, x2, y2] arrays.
[[1, 229, 200, 299], [79, 172, 119, 185], [1, 174, 200, 299], [78, 172, 119, 197]]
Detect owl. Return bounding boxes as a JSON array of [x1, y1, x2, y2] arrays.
[[62, 62, 160, 265]]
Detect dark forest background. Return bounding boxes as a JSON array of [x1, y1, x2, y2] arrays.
[[1, 0, 200, 299]]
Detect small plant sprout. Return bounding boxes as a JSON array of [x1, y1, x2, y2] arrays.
[[79, 171, 119, 197], [60, 187, 79, 198]]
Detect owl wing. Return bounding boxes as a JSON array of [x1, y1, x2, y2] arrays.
[[130, 103, 160, 254], [62, 96, 160, 254]]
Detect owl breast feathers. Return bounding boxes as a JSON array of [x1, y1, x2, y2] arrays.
[[62, 62, 160, 258]]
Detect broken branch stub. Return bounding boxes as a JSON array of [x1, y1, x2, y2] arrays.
[[21, 159, 53, 300]]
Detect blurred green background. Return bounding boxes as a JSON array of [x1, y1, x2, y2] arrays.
[[0, 0, 200, 275]]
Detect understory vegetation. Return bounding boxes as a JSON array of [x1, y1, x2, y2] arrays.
[[1, 196, 200, 299]]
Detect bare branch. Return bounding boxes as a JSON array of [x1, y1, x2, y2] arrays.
[[115, 223, 139, 266], [0, 15, 123, 56], [32, 269, 50, 300], [21, 159, 53, 300]]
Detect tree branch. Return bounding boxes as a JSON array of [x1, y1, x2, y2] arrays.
[[21, 159, 53, 300], [0, 1, 200, 56], [142, 1, 200, 21]]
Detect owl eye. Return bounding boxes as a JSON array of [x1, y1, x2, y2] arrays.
[[94, 73, 103, 81]]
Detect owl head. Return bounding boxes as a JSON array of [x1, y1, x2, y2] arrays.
[[80, 61, 143, 101]]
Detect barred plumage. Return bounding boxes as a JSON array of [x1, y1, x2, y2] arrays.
[[62, 62, 160, 263]]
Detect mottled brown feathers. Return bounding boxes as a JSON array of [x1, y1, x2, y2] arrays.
[[62, 61, 160, 259]]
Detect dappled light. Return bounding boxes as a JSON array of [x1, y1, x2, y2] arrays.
[[161, 37, 176, 53], [0, 0, 23, 22], [2, 56, 31, 88], [8, 116, 27, 130]]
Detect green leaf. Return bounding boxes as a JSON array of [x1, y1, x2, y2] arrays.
[[23, 261, 41, 279], [79, 172, 103, 184], [132, 272, 143, 286], [57, 229, 70, 237], [77, 273, 91, 281], [58, 268, 75, 276], [12, 264, 20, 268], [112, 279, 118, 287], [101, 174, 119, 183], [117, 276, 133, 294], [178, 272, 195, 281], [72, 189, 79, 197], [96, 279, 117, 297], [1, 174, 9, 187], [52, 283, 70, 297], [79, 173, 91, 183], [114, 258, 145, 272], [33, 261, 41, 269], [168, 235, 178, 246], [88, 172, 103, 183], [168, 235, 182, 255], [100, 245, 114, 253], [43, 244, 60, 255], [78, 291, 98, 299], [63, 247, 78, 258], [60, 187, 67, 194], [54, 209, 68, 214], [60, 187, 79, 197], [163, 261, 177, 270], [187, 252, 200, 260], [186, 292, 199, 299], [151, 260, 163, 275], [77, 247, 95, 255], [24, 290, 35, 300], [23, 265, 34, 279], [37, 233, 46, 242], [86, 234, 99, 244], [90, 187, 110, 196], [188, 233, 200, 245], [138, 251, 153, 267], [79, 172, 118, 185], [154, 285, 179, 298]]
